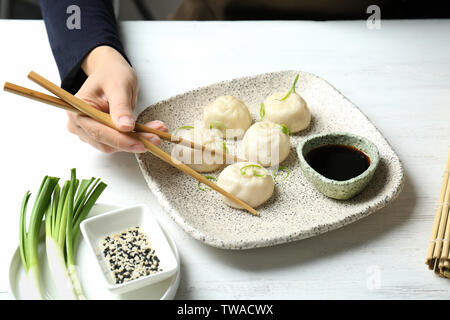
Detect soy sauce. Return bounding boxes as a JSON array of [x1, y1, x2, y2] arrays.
[[305, 144, 370, 181]]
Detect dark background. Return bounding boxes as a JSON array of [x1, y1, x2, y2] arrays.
[[1, 0, 449, 20]]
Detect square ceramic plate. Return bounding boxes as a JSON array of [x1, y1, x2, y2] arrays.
[[136, 70, 404, 250]]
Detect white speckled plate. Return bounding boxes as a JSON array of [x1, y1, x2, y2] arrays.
[[136, 70, 404, 250]]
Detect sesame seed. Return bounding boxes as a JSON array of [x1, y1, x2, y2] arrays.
[[101, 227, 163, 284]]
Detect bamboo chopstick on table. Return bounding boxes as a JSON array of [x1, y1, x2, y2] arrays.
[[426, 148, 450, 277], [4, 72, 257, 216], [3, 81, 246, 164]]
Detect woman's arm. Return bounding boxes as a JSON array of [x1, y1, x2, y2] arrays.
[[40, 0, 126, 93], [40, 0, 167, 153]]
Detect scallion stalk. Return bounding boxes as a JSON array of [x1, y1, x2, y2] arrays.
[[173, 125, 194, 135], [273, 166, 291, 182], [209, 120, 227, 131], [45, 168, 107, 300], [223, 141, 228, 154], [260, 103, 265, 120], [19, 175, 60, 299], [240, 164, 266, 177], [278, 74, 300, 101], [280, 124, 291, 135], [67, 175, 107, 299], [197, 175, 217, 191], [16, 168, 109, 300]]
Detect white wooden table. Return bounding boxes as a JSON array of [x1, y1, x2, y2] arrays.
[[0, 19, 449, 300]]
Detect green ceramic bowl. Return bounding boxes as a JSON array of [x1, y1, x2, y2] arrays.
[[297, 132, 380, 200]]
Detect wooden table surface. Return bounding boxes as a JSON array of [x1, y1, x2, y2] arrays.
[[0, 19, 449, 299]]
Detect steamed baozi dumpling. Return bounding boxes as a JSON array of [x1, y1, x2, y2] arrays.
[[262, 76, 311, 133], [217, 162, 274, 209], [203, 96, 252, 139], [241, 121, 290, 167], [172, 126, 225, 173]]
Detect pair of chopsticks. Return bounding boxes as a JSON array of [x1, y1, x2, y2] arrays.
[[4, 71, 257, 216], [4, 81, 247, 163], [426, 148, 450, 277]]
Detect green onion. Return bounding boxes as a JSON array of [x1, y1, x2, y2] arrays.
[[223, 142, 228, 153], [45, 177, 75, 299], [209, 120, 227, 130], [19, 175, 60, 299], [19, 170, 106, 300], [240, 164, 266, 177], [69, 177, 106, 299], [25, 168, 106, 300], [46, 169, 107, 299], [280, 124, 290, 135], [173, 125, 194, 135], [260, 103, 265, 120], [273, 166, 291, 182], [197, 175, 217, 191], [278, 74, 299, 101]]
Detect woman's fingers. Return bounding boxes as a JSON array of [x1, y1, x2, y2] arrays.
[[73, 114, 147, 153], [67, 115, 117, 153], [104, 71, 138, 132], [68, 112, 165, 152], [139, 132, 161, 146], [136, 120, 168, 146], [77, 130, 117, 154], [68, 46, 163, 154], [107, 87, 136, 132], [145, 120, 169, 132]]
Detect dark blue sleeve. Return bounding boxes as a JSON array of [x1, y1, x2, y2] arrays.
[[40, 0, 130, 94]]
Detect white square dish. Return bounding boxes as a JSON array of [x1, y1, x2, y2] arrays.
[[80, 204, 178, 294]]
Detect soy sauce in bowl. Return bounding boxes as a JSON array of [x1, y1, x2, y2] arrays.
[[305, 144, 370, 181]]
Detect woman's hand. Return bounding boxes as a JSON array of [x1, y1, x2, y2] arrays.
[[67, 45, 168, 153]]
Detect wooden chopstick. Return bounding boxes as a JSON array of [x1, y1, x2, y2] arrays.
[[24, 71, 257, 216], [426, 148, 450, 275], [3, 81, 246, 164], [4, 81, 76, 112]]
